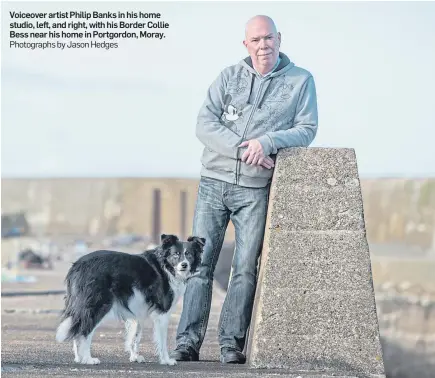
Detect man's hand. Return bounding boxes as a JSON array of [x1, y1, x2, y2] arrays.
[[239, 140, 275, 169], [259, 155, 275, 169]]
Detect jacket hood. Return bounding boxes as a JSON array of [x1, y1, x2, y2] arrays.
[[239, 52, 295, 77], [238, 52, 295, 107]]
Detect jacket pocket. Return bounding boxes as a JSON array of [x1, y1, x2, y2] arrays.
[[201, 148, 235, 173], [239, 160, 274, 180]]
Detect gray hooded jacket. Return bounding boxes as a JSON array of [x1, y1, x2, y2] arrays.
[[196, 52, 318, 188]]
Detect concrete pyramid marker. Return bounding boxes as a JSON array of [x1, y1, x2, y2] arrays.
[[246, 148, 385, 378]]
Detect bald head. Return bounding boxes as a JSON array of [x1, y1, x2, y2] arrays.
[[245, 15, 278, 39], [243, 15, 281, 75]]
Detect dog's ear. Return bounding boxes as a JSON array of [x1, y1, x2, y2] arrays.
[[188, 236, 206, 248], [161, 234, 178, 248]]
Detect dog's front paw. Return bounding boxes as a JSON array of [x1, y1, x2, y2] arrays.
[[130, 354, 145, 363], [81, 357, 100, 365], [161, 358, 177, 366], [136, 355, 146, 363]]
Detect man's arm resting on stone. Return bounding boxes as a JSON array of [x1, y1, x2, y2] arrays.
[[256, 75, 319, 156]]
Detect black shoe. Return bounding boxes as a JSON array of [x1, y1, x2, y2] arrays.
[[170, 345, 199, 361], [220, 347, 246, 364]]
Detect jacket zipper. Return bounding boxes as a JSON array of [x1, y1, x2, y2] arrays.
[[235, 78, 266, 185]]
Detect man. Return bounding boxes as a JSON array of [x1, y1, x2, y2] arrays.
[[171, 15, 318, 364]]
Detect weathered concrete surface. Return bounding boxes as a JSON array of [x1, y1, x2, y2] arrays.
[[246, 148, 385, 377], [1, 310, 360, 378], [0, 178, 236, 242], [1, 263, 359, 378], [3, 177, 435, 259]]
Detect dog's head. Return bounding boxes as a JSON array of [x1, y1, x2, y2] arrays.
[[160, 234, 205, 280]]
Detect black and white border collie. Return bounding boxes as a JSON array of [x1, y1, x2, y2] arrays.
[[55, 234, 204, 365]]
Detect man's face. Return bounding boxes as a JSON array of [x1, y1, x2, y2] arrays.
[[243, 18, 281, 70]]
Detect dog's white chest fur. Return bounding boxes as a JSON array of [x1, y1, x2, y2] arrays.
[[168, 274, 187, 309]]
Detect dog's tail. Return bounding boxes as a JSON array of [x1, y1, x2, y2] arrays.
[[56, 290, 114, 342], [55, 298, 100, 342], [56, 316, 73, 342], [56, 259, 116, 342]]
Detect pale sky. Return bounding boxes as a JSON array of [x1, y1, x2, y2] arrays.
[[1, 1, 435, 178]]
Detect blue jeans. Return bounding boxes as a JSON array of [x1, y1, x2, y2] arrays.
[[175, 176, 270, 353]]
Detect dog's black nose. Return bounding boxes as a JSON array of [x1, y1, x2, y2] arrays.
[[181, 262, 188, 269]]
